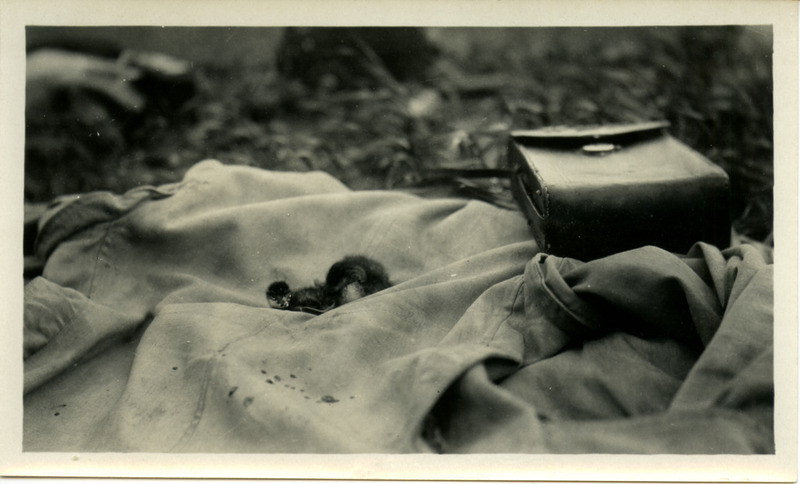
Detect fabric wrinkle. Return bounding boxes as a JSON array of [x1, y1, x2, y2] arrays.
[[170, 356, 215, 452], [483, 277, 527, 348]]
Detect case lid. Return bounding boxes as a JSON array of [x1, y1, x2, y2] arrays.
[[510, 121, 726, 188], [511, 121, 670, 148]]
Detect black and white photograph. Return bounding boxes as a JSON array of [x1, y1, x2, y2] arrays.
[[1, 0, 797, 482]]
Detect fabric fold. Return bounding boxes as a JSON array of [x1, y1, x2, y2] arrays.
[[423, 242, 773, 453], [23, 277, 144, 394]]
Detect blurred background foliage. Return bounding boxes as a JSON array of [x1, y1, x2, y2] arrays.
[[25, 26, 773, 242]]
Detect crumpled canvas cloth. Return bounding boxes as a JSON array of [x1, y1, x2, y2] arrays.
[[23, 160, 773, 453]]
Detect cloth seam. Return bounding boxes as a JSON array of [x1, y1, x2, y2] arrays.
[[86, 220, 115, 299]]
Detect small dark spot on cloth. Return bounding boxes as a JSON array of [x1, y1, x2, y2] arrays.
[[304, 396, 310, 400], [285, 384, 290, 388], [350, 396, 355, 399], [228, 387, 238, 397], [266, 379, 273, 384], [172, 367, 178, 371], [274, 375, 281, 382], [290, 374, 297, 379], [222, 353, 226, 357], [320, 395, 339, 403], [243, 397, 254, 408], [54, 412, 60, 416], [261, 370, 267, 374], [308, 368, 312, 371], [300, 389, 305, 393], [290, 386, 296, 390]]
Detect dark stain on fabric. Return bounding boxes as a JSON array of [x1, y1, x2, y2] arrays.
[[54, 412, 60, 416], [243, 397, 254, 408], [350, 396, 355, 399], [274, 375, 281, 382], [266, 379, 273, 384], [320, 395, 339, 403], [172, 367, 178, 370], [261, 370, 267, 374], [228, 386, 238, 397], [290, 374, 297, 379], [304, 396, 310, 400]]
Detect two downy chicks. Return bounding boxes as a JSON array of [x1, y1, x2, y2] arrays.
[[266, 255, 392, 314]]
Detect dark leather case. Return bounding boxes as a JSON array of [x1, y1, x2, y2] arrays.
[[508, 121, 730, 261]]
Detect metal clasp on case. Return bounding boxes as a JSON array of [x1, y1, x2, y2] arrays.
[[581, 143, 619, 155]]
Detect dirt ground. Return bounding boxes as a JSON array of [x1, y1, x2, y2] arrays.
[[24, 26, 774, 243]]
